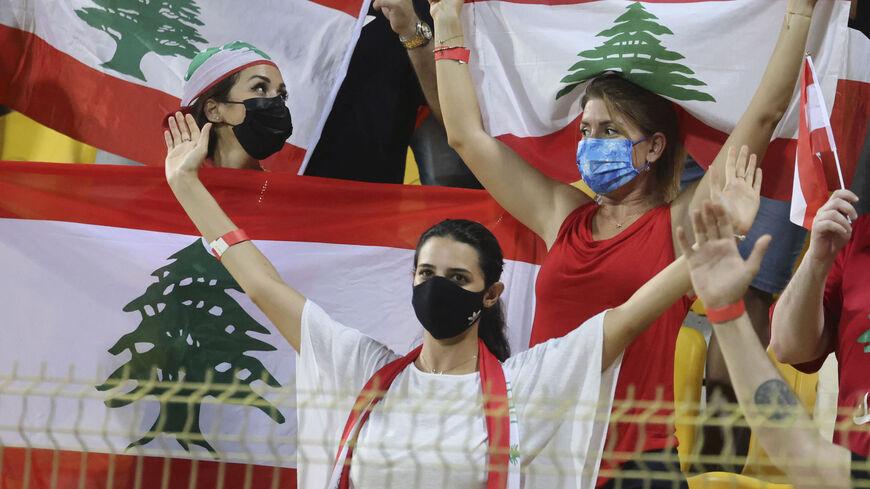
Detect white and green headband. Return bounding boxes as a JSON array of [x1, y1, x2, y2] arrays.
[[181, 41, 276, 108]]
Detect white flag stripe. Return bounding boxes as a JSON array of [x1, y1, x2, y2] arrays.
[[806, 57, 838, 151], [1, 0, 361, 151], [464, 0, 849, 140], [789, 151, 808, 228], [806, 82, 830, 134], [0, 218, 539, 463], [807, 55, 846, 189]]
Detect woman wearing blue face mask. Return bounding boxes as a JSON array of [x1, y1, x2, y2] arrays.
[[167, 41, 294, 171], [162, 112, 765, 488], [430, 0, 817, 486]]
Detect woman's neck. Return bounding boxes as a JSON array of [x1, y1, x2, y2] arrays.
[[416, 325, 481, 375], [212, 128, 261, 170]]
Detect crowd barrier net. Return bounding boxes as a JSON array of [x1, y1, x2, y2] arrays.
[[0, 366, 865, 489]]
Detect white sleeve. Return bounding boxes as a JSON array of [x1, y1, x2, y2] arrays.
[[295, 300, 400, 489], [505, 310, 621, 488]]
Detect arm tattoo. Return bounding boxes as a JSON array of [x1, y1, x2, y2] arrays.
[[754, 379, 800, 421]]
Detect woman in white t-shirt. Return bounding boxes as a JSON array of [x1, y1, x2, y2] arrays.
[[162, 112, 762, 488]]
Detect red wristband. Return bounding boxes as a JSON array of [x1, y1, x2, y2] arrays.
[[434, 46, 470, 64], [705, 300, 746, 323], [209, 229, 250, 260]]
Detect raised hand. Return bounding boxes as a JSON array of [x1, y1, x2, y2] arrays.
[[373, 0, 420, 39], [716, 145, 762, 235], [164, 112, 211, 183], [677, 202, 770, 310], [806, 190, 859, 266]]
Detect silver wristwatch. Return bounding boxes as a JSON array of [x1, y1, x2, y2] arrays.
[[399, 20, 432, 49]]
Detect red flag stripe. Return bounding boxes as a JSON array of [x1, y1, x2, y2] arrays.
[[0, 25, 304, 172], [0, 446, 296, 489], [491, 77, 869, 201], [0, 162, 546, 264]]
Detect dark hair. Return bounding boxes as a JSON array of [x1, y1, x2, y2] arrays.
[[187, 72, 240, 160], [414, 219, 511, 361], [582, 73, 685, 202]]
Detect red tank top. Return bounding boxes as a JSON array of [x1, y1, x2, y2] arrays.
[[530, 202, 692, 484]]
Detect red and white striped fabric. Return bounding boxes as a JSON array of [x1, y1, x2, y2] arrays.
[[790, 56, 840, 230], [459, 0, 870, 201], [0, 0, 368, 172], [0, 162, 544, 489]]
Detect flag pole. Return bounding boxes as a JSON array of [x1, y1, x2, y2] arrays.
[[806, 55, 846, 190]]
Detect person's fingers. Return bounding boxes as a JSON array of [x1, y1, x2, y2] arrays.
[[176, 112, 191, 142], [712, 202, 734, 239], [814, 219, 852, 239], [676, 226, 694, 259], [819, 208, 853, 229], [691, 209, 708, 246], [164, 130, 173, 151], [724, 145, 736, 182], [746, 234, 772, 277], [197, 122, 212, 149], [753, 168, 763, 194], [830, 189, 859, 203], [736, 145, 750, 179], [168, 115, 182, 146], [701, 201, 721, 241], [185, 113, 200, 142], [745, 153, 757, 185]]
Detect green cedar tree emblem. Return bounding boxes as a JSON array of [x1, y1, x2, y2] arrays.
[[556, 2, 715, 102], [858, 315, 870, 353], [75, 0, 208, 81], [97, 239, 285, 454]]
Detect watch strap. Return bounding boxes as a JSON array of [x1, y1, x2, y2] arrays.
[[209, 229, 251, 259]]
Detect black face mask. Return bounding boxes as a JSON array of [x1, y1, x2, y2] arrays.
[[412, 276, 486, 340], [225, 96, 293, 160]]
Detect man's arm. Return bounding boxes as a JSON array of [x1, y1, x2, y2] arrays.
[[770, 190, 858, 364], [680, 200, 851, 489], [374, 0, 443, 122]]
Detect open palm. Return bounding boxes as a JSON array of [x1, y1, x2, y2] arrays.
[[678, 202, 769, 310], [164, 112, 211, 181]]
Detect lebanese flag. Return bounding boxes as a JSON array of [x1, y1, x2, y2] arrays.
[[459, 0, 870, 201], [0, 0, 368, 172], [0, 162, 544, 489], [790, 56, 839, 230]]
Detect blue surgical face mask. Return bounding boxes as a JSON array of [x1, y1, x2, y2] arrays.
[[576, 137, 649, 196]]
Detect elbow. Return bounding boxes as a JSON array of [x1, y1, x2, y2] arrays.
[[768, 335, 792, 364], [445, 130, 469, 154]]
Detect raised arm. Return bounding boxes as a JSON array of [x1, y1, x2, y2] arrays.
[[430, 0, 590, 247], [601, 146, 761, 370], [164, 113, 306, 351], [678, 199, 850, 489], [674, 0, 817, 236], [770, 190, 859, 364], [374, 0, 443, 122]]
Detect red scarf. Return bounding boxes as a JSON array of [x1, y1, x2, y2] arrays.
[[329, 338, 511, 489]]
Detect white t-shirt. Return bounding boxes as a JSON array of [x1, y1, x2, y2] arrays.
[[296, 300, 620, 489]]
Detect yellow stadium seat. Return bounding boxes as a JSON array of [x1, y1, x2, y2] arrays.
[[740, 348, 818, 479], [688, 471, 794, 489], [674, 325, 708, 473], [0, 111, 96, 163]]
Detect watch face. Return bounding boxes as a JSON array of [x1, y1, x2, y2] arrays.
[[419, 21, 432, 39]]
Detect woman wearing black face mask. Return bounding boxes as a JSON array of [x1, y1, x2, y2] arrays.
[[163, 114, 762, 487], [169, 41, 294, 170]]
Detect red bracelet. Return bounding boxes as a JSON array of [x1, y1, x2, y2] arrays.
[[434, 46, 470, 64], [209, 229, 250, 260], [705, 300, 746, 323]]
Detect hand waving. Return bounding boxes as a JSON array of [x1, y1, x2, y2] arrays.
[[677, 201, 770, 310], [164, 112, 211, 183], [716, 145, 762, 235]]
